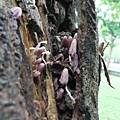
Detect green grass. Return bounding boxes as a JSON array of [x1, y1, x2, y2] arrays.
[[98, 73, 120, 120]]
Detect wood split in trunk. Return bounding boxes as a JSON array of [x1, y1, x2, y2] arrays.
[[45, 1, 82, 119], [13, 0, 58, 119]]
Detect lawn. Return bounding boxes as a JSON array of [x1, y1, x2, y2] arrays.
[[98, 73, 120, 120]]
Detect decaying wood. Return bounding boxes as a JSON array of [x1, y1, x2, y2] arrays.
[[46, 74, 58, 120], [14, 0, 58, 119], [1, 0, 100, 120]]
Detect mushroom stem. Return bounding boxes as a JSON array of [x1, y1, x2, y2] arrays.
[[41, 51, 51, 78], [69, 55, 72, 62], [65, 85, 75, 103]]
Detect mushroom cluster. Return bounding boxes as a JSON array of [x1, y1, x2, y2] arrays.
[[30, 41, 50, 77], [51, 32, 79, 104]]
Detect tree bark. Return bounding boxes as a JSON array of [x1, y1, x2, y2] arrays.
[[0, 1, 26, 120], [1, 0, 99, 120], [106, 46, 113, 68], [77, 0, 99, 119]]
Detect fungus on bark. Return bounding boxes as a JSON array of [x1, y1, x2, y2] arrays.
[[59, 68, 75, 103], [11, 7, 22, 19]]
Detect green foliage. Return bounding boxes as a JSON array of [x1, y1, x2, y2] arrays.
[[103, 45, 120, 60], [96, 0, 120, 48]]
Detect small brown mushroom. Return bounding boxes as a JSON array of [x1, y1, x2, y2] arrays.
[[35, 46, 46, 56], [61, 36, 69, 48]]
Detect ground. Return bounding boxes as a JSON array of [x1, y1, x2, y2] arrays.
[[98, 73, 120, 120]]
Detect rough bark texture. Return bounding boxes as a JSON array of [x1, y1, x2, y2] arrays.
[[77, 0, 99, 119], [46, 0, 99, 120], [14, 0, 58, 119], [0, 1, 26, 120], [1, 0, 99, 120]]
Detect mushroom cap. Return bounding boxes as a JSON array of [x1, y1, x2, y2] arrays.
[[37, 63, 45, 71], [59, 68, 69, 85], [61, 36, 69, 48], [69, 39, 77, 56], [11, 7, 22, 19], [56, 88, 64, 99]]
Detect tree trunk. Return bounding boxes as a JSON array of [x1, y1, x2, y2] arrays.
[[1, 0, 99, 120], [0, 1, 27, 120], [77, 1, 99, 119], [106, 45, 113, 69]]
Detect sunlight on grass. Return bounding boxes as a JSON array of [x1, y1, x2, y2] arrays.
[[98, 73, 120, 120]]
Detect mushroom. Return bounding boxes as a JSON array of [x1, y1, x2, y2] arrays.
[[33, 70, 40, 77], [59, 68, 69, 85], [11, 6, 22, 19], [34, 58, 42, 65], [61, 36, 69, 48], [59, 68, 75, 103], [73, 33, 78, 40], [69, 39, 77, 57], [34, 100, 41, 117], [37, 63, 45, 71], [35, 46, 46, 56], [56, 88, 64, 100]]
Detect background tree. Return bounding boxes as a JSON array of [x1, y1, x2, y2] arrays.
[[1, 0, 99, 120], [96, 0, 120, 67]]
